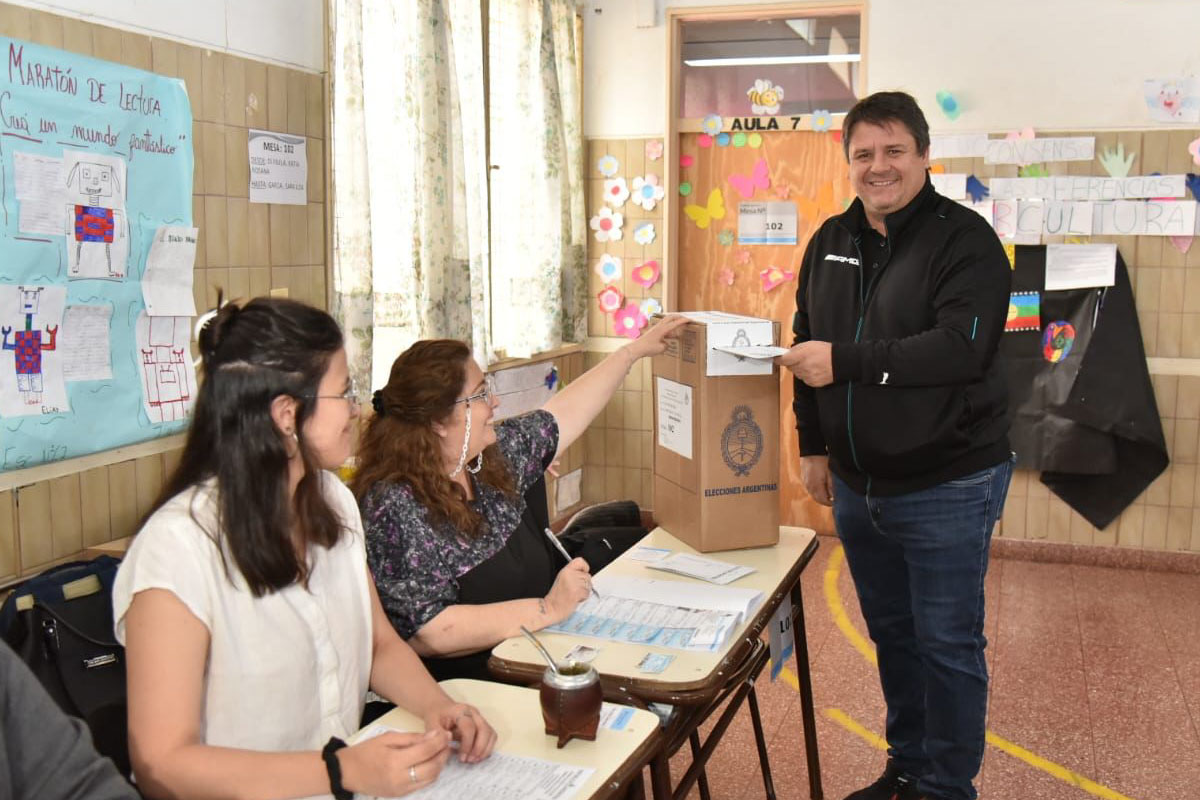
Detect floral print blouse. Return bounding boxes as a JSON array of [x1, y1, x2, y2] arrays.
[[362, 409, 559, 639]]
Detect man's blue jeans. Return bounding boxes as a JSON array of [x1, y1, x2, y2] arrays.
[[832, 455, 1014, 800]]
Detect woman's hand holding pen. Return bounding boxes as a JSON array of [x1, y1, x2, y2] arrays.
[[544, 558, 592, 623]]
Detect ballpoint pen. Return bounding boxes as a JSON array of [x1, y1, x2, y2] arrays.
[[543, 527, 601, 599]]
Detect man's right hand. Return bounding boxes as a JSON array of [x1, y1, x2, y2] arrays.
[[801, 455, 834, 507]]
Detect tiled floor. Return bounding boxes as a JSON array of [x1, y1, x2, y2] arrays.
[[662, 534, 1200, 800]]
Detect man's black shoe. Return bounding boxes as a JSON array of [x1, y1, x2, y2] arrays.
[[843, 760, 923, 800]]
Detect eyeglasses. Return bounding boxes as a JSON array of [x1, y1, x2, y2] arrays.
[[454, 374, 497, 406], [304, 377, 360, 405]]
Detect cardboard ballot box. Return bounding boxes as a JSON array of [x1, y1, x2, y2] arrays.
[[652, 312, 780, 552]]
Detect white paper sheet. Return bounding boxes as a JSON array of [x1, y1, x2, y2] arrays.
[[712, 344, 788, 360], [929, 133, 990, 160], [929, 173, 967, 200], [60, 304, 113, 382], [62, 151, 127, 211], [248, 129, 308, 205], [135, 313, 197, 424], [1144, 77, 1200, 123], [0, 284, 69, 416], [989, 175, 1186, 201], [1042, 201, 1094, 236], [554, 468, 582, 514], [359, 726, 594, 800], [958, 199, 994, 224], [14, 152, 66, 237], [1092, 200, 1197, 236], [647, 553, 756, 585], [1012, 200, 1045, 245], [492, 361, 556, 421], [656, 377, 693, 460], [19, 198, 65, 236], [1044, 244, 1117, 291], [65, 201, 129, 280], [142, 226, 199, 316], [984, 137, 1095, 165]]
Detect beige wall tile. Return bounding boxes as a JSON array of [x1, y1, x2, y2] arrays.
[[307, 138, 325, 203], [227, 266, 250, 302], [310, 265, 327, 309], [622, 390, 643, 430], [289, 204, 309, 265], [269, 205, 290, 266], [1181, 313, 1200, 359], [225, 126, 249, 197], [1174, 418, 1198, 464], [1191, 512, 1200, 551], [192, 196, 206, 268], [249, 201, 270, 266], [622, 430, 642, 469], [1069, 509, 1094, 545], [61, 18, 93, 57], [204, 196, 228, 267], [1161, 269, 1186, 313], [287, 70, 307, 135], [1156, 374, 1180, 419], [584, 426, 605, 466], [1167, 506, 1193, 550], [1116, 504, 1145, 548], [135, 455, 163, 521], [17, 482, 52, 572], [192, 120, 205, 196], [1001, 496, 1026, 539], [79, 467, 111, 548], [120, 30, 151, 69], [1145, 467, 1171, 505], [223, 56, 246, 127], [201, 50, 225, 124], [1046, 495, 1072, 542], [1171, 463, 1196, 507], [307, 74, 324, 138], [108, 461, 138, 539], [267, 65, 288, 132], [1136, 268, 1161, 312], [249, 266, 271, 299], [204, 268, 229, 309], [604, 427, 624, 466], [1024, 497, 1048, 540], [151, 37, 178, 77], [28, 10, 62, 47], [1143, 505, 1168, 549], [49, 475, 82, 558], [0, 491, 16, 581], [244, 61, 268, 129], [227, 197, 250, 266], [308, 203, 325, 268], [92, 24, 121, 64]]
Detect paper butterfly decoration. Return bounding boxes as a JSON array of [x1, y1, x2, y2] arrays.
[[760, 266, 795, 292], [728, 158, 770, 200], [683, 188, 726, 230]]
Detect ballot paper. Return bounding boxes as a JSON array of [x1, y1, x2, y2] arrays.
[[647, 553, 756, 585], [712, 344, 789, 360], [359, 725, 593, 800], [545, 575, 763, 651]]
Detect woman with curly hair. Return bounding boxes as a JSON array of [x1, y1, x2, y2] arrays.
[[114, 297, 496, 800], [352, 315, 687, 681]]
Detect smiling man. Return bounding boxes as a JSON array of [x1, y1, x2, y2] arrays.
[[776, 92, 1013, 800]]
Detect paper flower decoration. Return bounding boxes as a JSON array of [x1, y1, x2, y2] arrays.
[[701, 114, 723, 136], [1190, 137, 1200, 167], [646, 140, 664, 161], [631, 259, 661, 288], [736, 249, 752, 265], [811, 109, 833, 132], [760, 266, 795, 292], [965, 175, 989, 202], [603, 176, 629, 207], [747, 79, 784, 115], [630, 174, 666, 211], [613, 302, 648, 339], [594, 254, 622, 284], [597, 286, 624, 314], [633, 222, 656, 245], [718, 229, 734, 246], [596, 154, 619, 177], [590, 207, 623, 242], [698, 134, 713, 149], [640, 298, 662, 317], [718, 268, 735, 286], [680, 154, 694, 168], [935, 90, 961, 121]]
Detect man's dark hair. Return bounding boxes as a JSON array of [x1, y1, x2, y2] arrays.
[[841, 91, 930, 161]]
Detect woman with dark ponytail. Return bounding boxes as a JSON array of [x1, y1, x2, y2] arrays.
[[113, 297, 495, 800]]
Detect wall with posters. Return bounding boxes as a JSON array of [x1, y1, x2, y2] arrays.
[[0, 1, 328, 584]]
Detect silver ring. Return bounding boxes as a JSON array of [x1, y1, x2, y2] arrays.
[[409, 764, 418, 784]]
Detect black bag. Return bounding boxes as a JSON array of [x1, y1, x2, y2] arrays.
[[558, 501, 648, 573], [0, 556, 129, 777]]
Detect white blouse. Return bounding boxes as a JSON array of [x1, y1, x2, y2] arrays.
[[113, 472, 374, 761]]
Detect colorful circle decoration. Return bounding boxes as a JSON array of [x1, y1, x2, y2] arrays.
[[1041, 320, 1076, 363], [732, 132, 747, 148], [747, 133, 762, 148], [678, 182, 692, 197], [716, 133, 731, 147], [698, 134, 713, 148]]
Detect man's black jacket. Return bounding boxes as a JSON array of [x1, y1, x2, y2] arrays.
[[792, 176, 1012, 495]]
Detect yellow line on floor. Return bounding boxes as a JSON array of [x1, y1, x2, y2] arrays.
[[821, 544, 1140, 800]]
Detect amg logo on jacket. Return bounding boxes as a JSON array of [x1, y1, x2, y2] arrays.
[[823, 253, 860, 266]]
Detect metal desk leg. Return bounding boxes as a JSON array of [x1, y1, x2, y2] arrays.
[[747, 682, 777, 800], [791, 582, 824, 800], [687, 731, 712, 800], [650, 753, 673, 800]]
